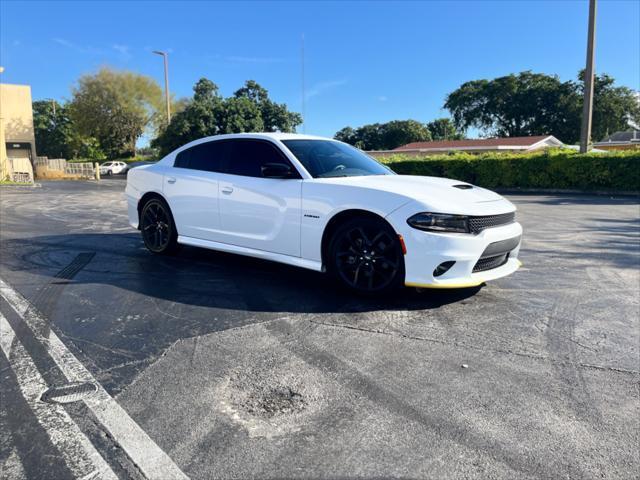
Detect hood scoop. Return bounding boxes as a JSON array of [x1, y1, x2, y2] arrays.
[[453, 184, 473, 190]]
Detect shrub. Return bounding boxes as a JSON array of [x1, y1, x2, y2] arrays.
[[378, 149, 640, 192]]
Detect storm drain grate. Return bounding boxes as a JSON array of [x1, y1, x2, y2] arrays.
[[41, 382, 98, 404]]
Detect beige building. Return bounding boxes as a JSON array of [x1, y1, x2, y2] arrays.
[[0, 82, 36, 181]]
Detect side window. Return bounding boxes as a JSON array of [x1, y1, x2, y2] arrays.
[[174, 149, 190, 168], [173, 141, 229, 172], [226, 140, 293, 178]]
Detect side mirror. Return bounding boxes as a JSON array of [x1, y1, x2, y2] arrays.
[[261, 162, 295, 179]]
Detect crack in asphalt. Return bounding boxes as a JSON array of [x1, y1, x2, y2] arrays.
[[310, 319, 640, 375]]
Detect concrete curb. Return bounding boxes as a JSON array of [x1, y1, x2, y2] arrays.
[[0, 182, 41, 188]]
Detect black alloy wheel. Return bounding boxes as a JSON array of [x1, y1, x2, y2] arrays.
[[329, 217, 404, 294], [140, 198, 178, 254]]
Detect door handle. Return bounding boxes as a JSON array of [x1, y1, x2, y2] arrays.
[[221, 186, 234, 194], [167, 177, 176, 184]]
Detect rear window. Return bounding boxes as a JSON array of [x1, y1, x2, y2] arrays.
[[174, 141, 229, 172]]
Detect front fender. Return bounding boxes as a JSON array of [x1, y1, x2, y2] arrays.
[[300, 182, 411, 262]]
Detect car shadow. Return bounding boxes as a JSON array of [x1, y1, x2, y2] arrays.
[[5, 233, 481, 315]]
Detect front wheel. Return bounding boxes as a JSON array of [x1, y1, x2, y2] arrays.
[[328, 217, 404, 294], [140, 198, 178, 255]]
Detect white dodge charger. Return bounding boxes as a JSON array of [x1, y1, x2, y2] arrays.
[[126, 133, 522, 294]]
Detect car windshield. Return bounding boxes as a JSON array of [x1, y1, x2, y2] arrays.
[[282, 140, 394, 178]]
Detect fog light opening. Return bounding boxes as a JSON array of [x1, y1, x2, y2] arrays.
[[433, 261, 456, 277]]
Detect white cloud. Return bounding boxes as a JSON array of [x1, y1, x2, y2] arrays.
[[53, 37, 104, 55], [112, 44, 132, 60], [377, 95, 388, 102], [306, 79, 348, 100]]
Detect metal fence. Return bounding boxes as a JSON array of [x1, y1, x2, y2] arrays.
[[12, 172, 33, 183], [35, 157, 67, 171], [65, 162, 95, 177], [34, 157, 96, 178], [9, 157, 34, 183]]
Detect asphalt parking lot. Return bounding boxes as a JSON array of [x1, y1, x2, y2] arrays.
[[0, 179, 638, 479]]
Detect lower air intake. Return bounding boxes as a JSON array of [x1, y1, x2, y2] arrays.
[[472, 253, 509, 273]]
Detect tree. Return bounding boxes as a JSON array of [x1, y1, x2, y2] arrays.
[[151, 78, 225, 155], [220, 97, 264, 133], [426, 118, 464, 141], [234, 80, 302, 132], [444, 71, 580, 142], [334, 120, 431, 150], [32, 99, 106, 160], [381, 120, 431, 149], [32, 100, 74, 158], [444, 70, 640, 144], [334, 126, 357, 146], [152, 78, 302, 156], [586, 72, 640, 141], [69, 67, 163, 158]]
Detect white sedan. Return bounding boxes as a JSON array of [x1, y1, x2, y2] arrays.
[[125, 133, 522, 293], [100, 161, 128, 176]]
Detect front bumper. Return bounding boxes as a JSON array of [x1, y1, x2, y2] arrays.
[[388, 206, 523, 289]]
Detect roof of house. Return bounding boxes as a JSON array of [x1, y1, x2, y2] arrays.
[[394, 135, 558, 151], [595, 130, 640, 144]]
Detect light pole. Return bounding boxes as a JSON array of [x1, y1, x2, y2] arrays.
[[579, 0, 597, 153], [301, 34, 306, 134], [153, 51, 171, 124]]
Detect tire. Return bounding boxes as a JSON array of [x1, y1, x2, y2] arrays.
[[107, 170, 112, 176], [327, 216, 405, 294], [139, 197, 178, 255]]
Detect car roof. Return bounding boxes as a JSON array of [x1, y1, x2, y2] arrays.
[[186, 132, 331, 143]]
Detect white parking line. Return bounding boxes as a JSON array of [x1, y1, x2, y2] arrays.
[[0, 312, 118, 480], [0, 278, 189, 480]]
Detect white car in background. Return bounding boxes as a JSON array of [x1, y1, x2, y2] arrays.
[[125, 133, 522, 294], [100, 161, 128, 176]]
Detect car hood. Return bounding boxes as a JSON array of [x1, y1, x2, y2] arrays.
[[313, 175, 514, 215]]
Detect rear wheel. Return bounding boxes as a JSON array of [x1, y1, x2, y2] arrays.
[[328, 217, 404, 294], [140, 198, 178, 255]]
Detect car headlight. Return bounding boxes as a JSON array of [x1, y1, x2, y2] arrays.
[[407, 212, 469, 233]]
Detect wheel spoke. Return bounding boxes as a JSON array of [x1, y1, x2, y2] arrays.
[[352, 264, 362, 286], [371, 231, 392, 252]]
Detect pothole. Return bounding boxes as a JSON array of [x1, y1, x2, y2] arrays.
[[240, 385, 307, 418], [41, 382, 98, 404], [216, 356, 329, 438]]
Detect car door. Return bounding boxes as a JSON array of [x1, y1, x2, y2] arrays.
[[215, 139, 303, 257], [162, 140, 229, 241]]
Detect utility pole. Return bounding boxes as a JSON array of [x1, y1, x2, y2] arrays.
[[579, 0, 597, 153], [153, 51, 171, 124], [301, 34, 306, 134]]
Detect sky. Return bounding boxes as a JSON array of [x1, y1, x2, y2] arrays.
[[1, 0, 639, 142]]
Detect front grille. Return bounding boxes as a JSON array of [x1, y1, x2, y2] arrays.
[[473, 253, 509, 273], [468, 212, 515, 234]]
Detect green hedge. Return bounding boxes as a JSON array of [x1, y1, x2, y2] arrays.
[[379, 149, 640, 192]]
